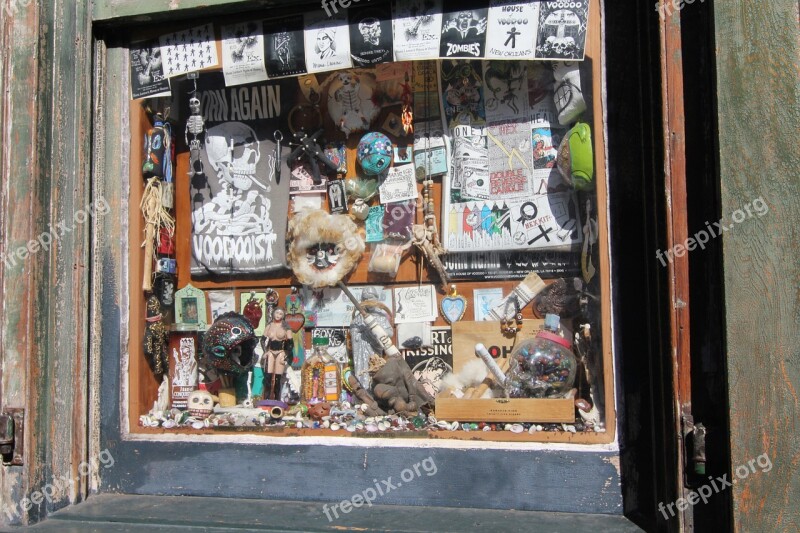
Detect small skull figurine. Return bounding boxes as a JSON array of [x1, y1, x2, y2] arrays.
[[187, 389, 215, 419]]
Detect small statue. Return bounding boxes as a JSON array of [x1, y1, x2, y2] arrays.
[[262, 307, 293, 401], [349, 288, 393, 391], [143, 296, 169, 378]]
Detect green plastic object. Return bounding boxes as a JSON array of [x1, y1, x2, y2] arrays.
[[557, 122, 594, 191]]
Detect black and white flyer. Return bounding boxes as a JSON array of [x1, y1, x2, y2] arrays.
[[485, 0, 537, 59], [303, 11, 353, 73], [392, 0, 443, 60], [159, 24, 219, 78], [439, 3, 488, 58], [533, 0, 589, 60], [221, 21, 268, 87], [349, 5, 394, 67], [183, 73, 294, 276], [263, 15, 308, 78], [130, 39, 171, 100]]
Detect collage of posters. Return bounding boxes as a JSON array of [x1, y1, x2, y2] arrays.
[[130, 1, 591, 98], [440, 59, 582, 253]]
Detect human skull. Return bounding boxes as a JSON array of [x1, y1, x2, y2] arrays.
[[205, 122, 261, 191], [359, 18, 381, 46], [187, 389, 214, 419], [189, 97, 201, 114]]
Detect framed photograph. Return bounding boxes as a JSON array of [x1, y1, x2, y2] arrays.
[[174, 284, 208, 330]]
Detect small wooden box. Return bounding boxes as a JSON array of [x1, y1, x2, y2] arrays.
[[435, 398, 575, 423]]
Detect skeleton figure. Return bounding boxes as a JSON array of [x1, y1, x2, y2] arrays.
[[173, 337, 199, 387], [328, 73, 379, 136], [185, 97, 205, 150], [358, 18, 382, 46]]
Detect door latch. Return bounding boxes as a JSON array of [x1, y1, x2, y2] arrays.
[[681, 413, 706, 487], [0, 409, 24, 466]]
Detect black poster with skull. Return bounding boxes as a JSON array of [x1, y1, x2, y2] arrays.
[[178, 72, 296, 276], [263, 15, 308, 78], [439, 3, 489, 58], [533, 1, 589, 60], [348, 4, 394, 67]]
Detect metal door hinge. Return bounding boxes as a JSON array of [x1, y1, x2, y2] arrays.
[[0, 409, 24, 466]]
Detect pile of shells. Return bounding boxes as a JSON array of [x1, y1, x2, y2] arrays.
[[139, 402, 601, 433]]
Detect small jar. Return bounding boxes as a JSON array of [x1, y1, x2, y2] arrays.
[[302, 337, 341, 404], [505, 315, 577, 398]]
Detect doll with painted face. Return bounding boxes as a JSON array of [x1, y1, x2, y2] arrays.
[[262, 307, 293, 400]]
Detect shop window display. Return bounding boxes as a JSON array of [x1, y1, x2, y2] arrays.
[[128, 0, 613, 444]]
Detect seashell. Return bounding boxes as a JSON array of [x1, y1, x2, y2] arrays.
[[483, 426, 492, 432], [510, 424, 524, 433], [162, 419, 177, 429], [322, 420, 331, 429], [191, 421, 205, 430], [330, 423, 341, 431], [366, 423, 378, 432], [378, 421, 390, 431], [341, 401, 352, 410], [449, 421, 460, 431], [360, 404, 369, 412], [204, 418, 211, 428], [365, 417, 376, 424], [504, 424, 513, 431], [428, 415, 437, 425], [346, 424, 357, 433], [528, 426, 537, 434], [535, 425, 543, 431], [356, 422, 365, 431], [563, 424, 577, 433], [436, 421, 450, 429], [296, 421, 303, 429]]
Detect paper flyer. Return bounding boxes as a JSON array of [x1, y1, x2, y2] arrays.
[[394, 285, 438, 324], [439, 3, 488, 58], [392, 0, 443, 60], [130, 39, 171, 100], [533, 0, 589, 60], [221, 21, 268, 87], [309, 286, 393, 327], [379, 164, 418, 204], [263, 15, 308, 78], [159, 24, 219, 78], [485, 0, 537, 59], [304, 11, 353, 73]]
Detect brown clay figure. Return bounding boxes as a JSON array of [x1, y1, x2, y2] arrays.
[[370, 355, 434, 416]]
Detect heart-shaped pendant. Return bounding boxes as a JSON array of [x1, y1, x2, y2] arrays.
[[440, 285, 467, 325], [285, 313, 306, 333]]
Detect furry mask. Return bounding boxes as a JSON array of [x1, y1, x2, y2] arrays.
[[287, 209, 365, 288]]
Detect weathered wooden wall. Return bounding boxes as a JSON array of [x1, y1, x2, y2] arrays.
[[0, 0, 93, 526], [714, 1, 800, 531]]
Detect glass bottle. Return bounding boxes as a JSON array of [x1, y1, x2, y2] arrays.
[[505, 314, 577, 398], [302, 337, 341, 404]]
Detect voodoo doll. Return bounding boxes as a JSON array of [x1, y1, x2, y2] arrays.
[[143, 295, 169, 378]]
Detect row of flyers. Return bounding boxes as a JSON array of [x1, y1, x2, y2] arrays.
[[131, 0, 589, 99]]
